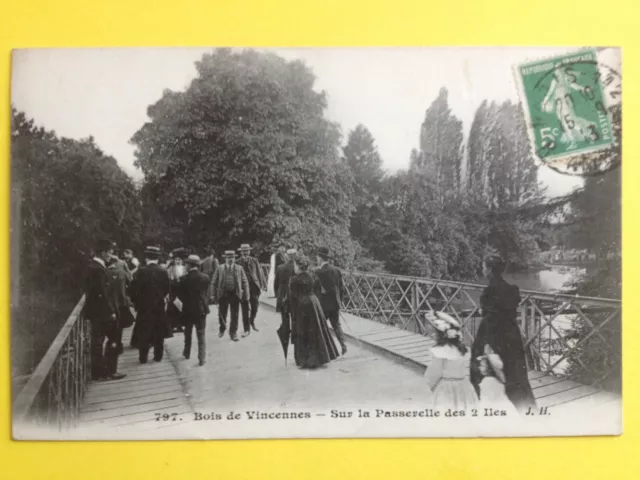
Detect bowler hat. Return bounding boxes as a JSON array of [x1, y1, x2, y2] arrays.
[[317, 246, 331, 258], [185, 254, 202, 266]]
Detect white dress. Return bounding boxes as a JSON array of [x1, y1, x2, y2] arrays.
[[479, 377, 517, 414], [267, 253, 276, 297], [424, 345, 479, 410]]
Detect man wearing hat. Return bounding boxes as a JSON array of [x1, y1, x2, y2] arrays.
[[84, 239, 126, 381], [177, 255, 210, 366], [211, 250, 250, 342], [236, 243, 267, 336], [274, 248, 297, 336], [315, 247, 347, 355], [129, 246, 172, 363]]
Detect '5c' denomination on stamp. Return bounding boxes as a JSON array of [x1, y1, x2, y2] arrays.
[[514, 48, 620, 172]]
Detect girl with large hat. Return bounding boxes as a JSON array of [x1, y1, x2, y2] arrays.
[[423, 311, 479, 409]]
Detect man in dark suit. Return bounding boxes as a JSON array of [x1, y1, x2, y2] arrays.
[[274, 248, 297, 335], [178, 255, 210, 366], [84, 239, 126, 381], [130, 246, 172, 363], [236, 243, 267, 336], [211, 250, 250, 342], [315, 246, 347, 355]]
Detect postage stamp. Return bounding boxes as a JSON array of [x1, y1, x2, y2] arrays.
[[514, 48, 620, 171]]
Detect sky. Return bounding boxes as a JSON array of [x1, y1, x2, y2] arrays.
[[11, 47, 589, 197]]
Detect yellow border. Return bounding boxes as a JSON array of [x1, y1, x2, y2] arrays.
[[1, 1, 638, 478]]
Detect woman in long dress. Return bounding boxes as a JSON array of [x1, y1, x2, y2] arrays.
[[424, 311, 479, 409], [471, 253, 536, 414], [289, 254, 340, 369], [267, 251, 276, 298]]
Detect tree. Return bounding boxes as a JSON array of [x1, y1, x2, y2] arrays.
[[418, 87, 464, 201], [465, 100, 549, 268], [12, 107, 142, 292], [131, 49, 357, 260], [342, 124, 385, 243], [11, 107, 142, 376]]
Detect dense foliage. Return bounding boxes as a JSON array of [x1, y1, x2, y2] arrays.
[[11, 108, 142, 376], [130, 49, 363, 266]]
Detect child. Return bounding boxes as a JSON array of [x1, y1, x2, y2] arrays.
[[476, 345, 517, 414], [424, 311, 479, 409]]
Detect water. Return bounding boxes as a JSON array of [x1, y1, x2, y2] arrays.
[[503, 266, 586, 294], [503, 267, 587, 375]]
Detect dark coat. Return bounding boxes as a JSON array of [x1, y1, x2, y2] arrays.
[[274, 261, 296, 313], [177, 268, 211, 320], [274, 252, 287, 269], [84, 259, 116, 322], [289, 271, 339, 367], [236, 255, 267, 290], [130, 263, 172, 346], [314, 263, 343, 314], [108, 259, 131, 309], [471, 276, 537, 413]]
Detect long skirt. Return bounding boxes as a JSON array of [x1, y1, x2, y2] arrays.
[[431, 378, 479, 410], [292, 295, 339, 369]]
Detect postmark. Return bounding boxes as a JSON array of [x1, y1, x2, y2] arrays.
[[514, 48, 621, 176]]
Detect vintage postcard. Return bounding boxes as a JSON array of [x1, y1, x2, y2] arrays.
[[10, 47, 622, 440]]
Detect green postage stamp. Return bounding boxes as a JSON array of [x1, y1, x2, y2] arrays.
[[515, 49, 614, 162]]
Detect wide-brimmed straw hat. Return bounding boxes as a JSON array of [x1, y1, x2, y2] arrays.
[[425, 311, 462, 339], [238, 243, 252, 251], [185, 254, 202, 266], [479, 345, 506, 384]]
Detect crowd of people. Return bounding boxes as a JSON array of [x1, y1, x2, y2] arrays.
[[84, 239, 536, 415], [83, 240, 349, 381]]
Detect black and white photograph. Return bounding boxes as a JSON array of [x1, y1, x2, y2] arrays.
[[10, 47, 622, 440]]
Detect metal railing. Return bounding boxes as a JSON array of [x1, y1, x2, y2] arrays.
[[261, 264, 621, 389], [13, 296, 91, 431]]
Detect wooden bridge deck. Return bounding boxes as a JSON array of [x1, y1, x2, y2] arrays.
[[76, 293, 620, 438]]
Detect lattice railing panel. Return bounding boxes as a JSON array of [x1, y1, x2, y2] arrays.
[[260, 265, 621, 390], [13, 296, 90, 432]]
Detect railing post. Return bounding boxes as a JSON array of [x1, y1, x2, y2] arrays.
[[411, 282, 419, 334]]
